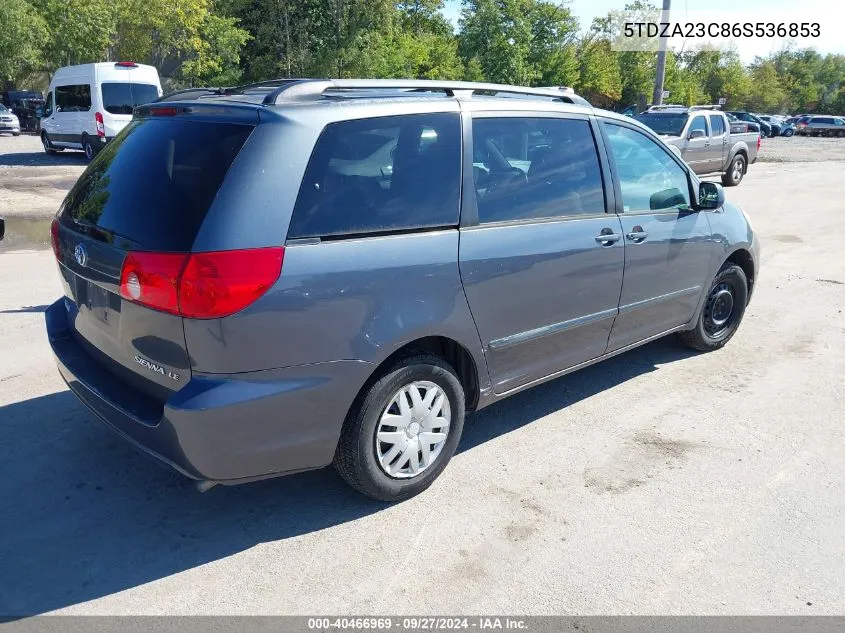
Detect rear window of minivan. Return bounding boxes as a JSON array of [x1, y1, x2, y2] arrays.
[[101, 83, 160, 115], [61, 118, 253, 251]]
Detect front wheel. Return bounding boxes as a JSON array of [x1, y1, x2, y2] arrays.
[[677, 263, 748, 352], [782, 128, 794, 137], [334, 355, 465, 501], [721, 154, 745, 187], [41, 133, 62, 154]]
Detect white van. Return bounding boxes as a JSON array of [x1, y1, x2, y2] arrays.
[[41, 62, 162, 160]]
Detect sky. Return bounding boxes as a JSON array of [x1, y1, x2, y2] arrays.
[[441, 0, 845, 63]]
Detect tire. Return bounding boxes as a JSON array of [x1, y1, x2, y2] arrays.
[[782, 128, 794, 137], [334, 355, 466, 502], [12, 132, 20, 136], [838, 130, 845, 138], [41, 132, 61, 154], [82, 134, 95, 161], [677, 263, 748, 352], [721, 154, 745, 187]]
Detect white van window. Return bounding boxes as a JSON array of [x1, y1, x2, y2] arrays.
[[56, 85, 91, 112], [101, 83, 160, 115]]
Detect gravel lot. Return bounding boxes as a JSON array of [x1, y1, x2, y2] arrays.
[[1, 134, 844, 616]]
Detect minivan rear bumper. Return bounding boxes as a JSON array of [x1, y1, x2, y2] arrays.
[[46, 299, 372, 483]]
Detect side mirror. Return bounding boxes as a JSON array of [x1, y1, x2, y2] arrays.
[[688, 129, 706, 140], [699, 181, 725, 209]]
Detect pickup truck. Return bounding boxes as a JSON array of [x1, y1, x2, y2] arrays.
[[634, 106, 760, 186]]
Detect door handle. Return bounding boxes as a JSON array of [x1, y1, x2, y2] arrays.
[[626, 226, 648, 243], [595, 229, 621, 245], [704, 141, 711, 146]]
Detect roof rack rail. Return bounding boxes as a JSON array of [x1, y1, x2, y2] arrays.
[[689, 104, 722, 111], [260, 79, 591, 106], [645, 104, 688, 111], [155, 87, 225, 102]]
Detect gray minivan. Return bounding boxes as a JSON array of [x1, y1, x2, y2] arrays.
[[45, 79, 760, 501]]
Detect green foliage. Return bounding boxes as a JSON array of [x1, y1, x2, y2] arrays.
[[6, 0, 845, 117], [0, 0, 48, 84]]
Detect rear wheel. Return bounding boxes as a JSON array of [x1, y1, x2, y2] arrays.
[[334, 355, 465, 501], [677, 264, 748, 352], [721, 154, 745, 187], [41, 132, 61, 154], [838, 130, 845, 138], [82, 134, 96, 161]]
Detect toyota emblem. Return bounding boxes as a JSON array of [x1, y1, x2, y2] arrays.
[[74, 243, 88, 267]]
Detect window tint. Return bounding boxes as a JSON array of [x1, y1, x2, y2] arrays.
[[289, 113, 461, 239], [604, 123, 691, 213], [55, 84, 91, 112], [689, 116, 708, 136], [101, 83, 160, 115], [815, 117, 834, 124], [61, 119, 253, 251], [471, 117, 605, 223], [710, 114, 725, 135], [44, 92, 54, 117]]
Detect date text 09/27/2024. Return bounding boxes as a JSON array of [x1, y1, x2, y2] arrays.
[[307, 617, 527, 630], [623, 22, 820, 39]]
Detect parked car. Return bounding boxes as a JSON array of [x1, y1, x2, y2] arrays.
[[634, 105, 760, 186], [727, 111, 772, 137], [757, 115, 786, 137], [45, 79, 759, 501], [724, 112, 758, 134], [40, 61, 162, 160], [1, 90, 44, 133], [0, 104, 21, 136], [795, 115, 845, 137]]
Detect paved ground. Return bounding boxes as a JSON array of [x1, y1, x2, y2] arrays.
[[1, 136, 844, 616]]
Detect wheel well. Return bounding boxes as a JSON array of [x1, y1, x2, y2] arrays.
[[360, 337, 481, 412], [726, 249, 755, 301]]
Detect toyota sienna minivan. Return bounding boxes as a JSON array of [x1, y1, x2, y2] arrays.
[[46, 79, 760, 501]]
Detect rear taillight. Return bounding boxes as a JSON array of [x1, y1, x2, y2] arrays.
[[50, 219, 60, 259], [119, 247, 284, 319], [95, 111, 105, 137], [757, 134, 762, 151], [120, 252, 188, 315]]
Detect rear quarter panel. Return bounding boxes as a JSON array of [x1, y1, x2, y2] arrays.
[[183, 230, 489, 384]]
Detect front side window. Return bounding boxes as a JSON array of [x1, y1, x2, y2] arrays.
[[688, 116, 708, 136], [55, 84, 91, 112], [471, 117, 605, 223], [289, 113, 461, 239], [710, 115, 725, 136], [44, 92, 54, 117], [604, 123, 691, 213]]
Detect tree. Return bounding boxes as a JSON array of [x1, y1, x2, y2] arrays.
[[575, 36, 621, 106], [0, 0, 48, 85], [746, 61, 788, 112]]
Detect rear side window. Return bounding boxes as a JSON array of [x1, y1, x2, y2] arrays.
[[710, 115, 725, 135], [101, 83, 160, 115], [56, 84, 91, 112], [472, 117, 605, 223], [288, 113, 461, 239], [61, 119, 253, 251]]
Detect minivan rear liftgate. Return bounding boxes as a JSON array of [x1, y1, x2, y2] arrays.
[[48, 112, 257, 421]]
